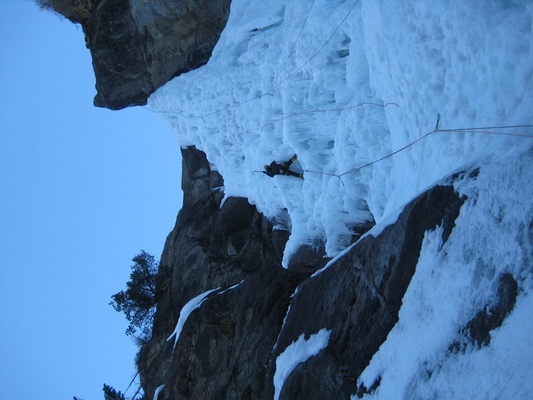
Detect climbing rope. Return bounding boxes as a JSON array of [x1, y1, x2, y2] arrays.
[[150, 0, 361, 120], [303, 121, 533, 180], [215, 101, 398, 164], [268, 0, 316, 91], [242, 101, 398, 135], [268, 0, 360, 94], [438, 125, 533, 138]]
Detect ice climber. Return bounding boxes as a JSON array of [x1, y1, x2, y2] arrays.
[[263, 154, 303, 178]]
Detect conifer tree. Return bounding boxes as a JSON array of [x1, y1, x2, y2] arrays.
[[103, 384, 126, 400], [34, 0, 54, 11], [110, 251, 159, 344]]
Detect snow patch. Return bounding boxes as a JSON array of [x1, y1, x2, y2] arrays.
[[355, 150, 533, 399], [167, 288, 220, 349], [154, 384, 165, 400], [274, 328, 331, 400], [218, 280, 244, 295]]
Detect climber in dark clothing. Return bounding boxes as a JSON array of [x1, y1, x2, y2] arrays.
[[263, 154, 303, 178]]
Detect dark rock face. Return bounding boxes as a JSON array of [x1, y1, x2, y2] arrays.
[[52, 0, 231, 110], [138, 146, 301, 399], [268, 185, 466, 400], [53, 0, 90, 22], [136, 147, 479, 400]]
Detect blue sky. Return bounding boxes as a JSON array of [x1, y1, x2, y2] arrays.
[[0, 1, 182, 399]]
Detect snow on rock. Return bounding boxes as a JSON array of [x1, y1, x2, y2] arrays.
[[128, 0, 532, 398], [153, 384, 165, 400], [166, 288, 220, 349], [274, 328, 331, 400], [355, 149, 533, 399], [150, 0, 532, 266]]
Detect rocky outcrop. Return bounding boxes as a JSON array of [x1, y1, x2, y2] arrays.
[[52, 0, 231, 109], [136, 146, 478, 400], [267, 184, 466, 400], [53, 0, 90, 22], [138, 146, 300, 399]]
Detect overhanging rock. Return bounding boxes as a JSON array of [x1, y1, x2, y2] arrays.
[[53, 0, 231, 110]]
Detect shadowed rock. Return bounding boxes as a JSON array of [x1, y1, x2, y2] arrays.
[[136, 146, 469, 400], [51, 0, 231, 110], [267, 185, 466, 400]]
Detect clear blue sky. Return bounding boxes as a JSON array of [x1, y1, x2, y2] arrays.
[[0, 1, 182, 399]]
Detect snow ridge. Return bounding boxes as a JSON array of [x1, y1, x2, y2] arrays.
[[167, 288, 220, 349], [274, 329, 331, 400]]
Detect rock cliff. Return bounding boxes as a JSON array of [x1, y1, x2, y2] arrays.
[[52, 0, 231, 109], [48, 2, 527, 398], [135, 147, 514, 400]]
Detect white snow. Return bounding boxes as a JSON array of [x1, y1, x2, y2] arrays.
[[355, 149, 533, 399], [149, 0, 533, 397], [273, 328, 331, 400], [150, 0, 532, 265], [154, 384, 165, 400], [218, 280, 244, 295], [166, 288, 220, 349]]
